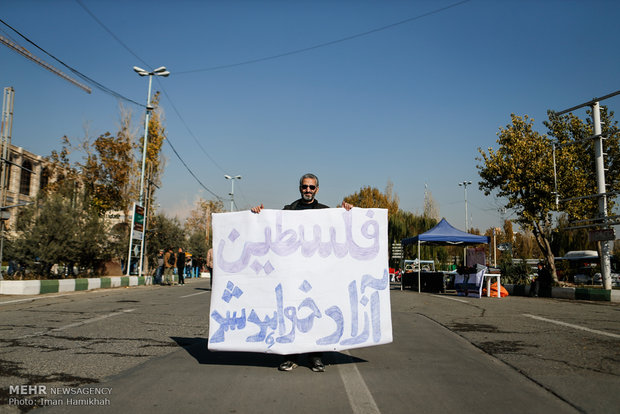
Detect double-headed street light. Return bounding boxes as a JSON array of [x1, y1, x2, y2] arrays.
[[131, 65, 169, 277], [225, 175, 241, 212], [133, 66, 169, 205], [458, 180, 472, 231]]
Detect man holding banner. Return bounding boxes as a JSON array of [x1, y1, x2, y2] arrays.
[[209, 173, 392, 373], [251, 173, 353, 372]]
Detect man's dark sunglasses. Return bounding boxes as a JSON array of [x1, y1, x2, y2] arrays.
[[300, 185, 316, 190]]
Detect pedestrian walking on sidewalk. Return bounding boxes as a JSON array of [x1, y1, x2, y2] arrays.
[[163, 247, 176, 285]]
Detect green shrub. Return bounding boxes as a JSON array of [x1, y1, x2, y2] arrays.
[[499, 261, 531, 285]]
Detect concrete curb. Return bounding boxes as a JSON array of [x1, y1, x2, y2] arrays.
[[504, 284, 619, 303], [0, 275, 158, 295]]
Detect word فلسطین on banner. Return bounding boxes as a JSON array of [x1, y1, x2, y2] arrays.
[[210, 269, 389, 349], [217, 210, 380, 274]]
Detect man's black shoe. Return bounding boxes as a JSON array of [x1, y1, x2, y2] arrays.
[[311, 357, 325, 372], [278, 361, 298, 371]]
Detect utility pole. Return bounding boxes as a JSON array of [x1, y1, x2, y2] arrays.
[[205, 204, 211, 254], [141, 162, 153, 276], [554, 90, 620, 290], [493, 227, 497, 268], [592, 102, 612, 290], [0, 87, 14, 279]]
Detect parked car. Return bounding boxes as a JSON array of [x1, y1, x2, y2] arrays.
[[593, 272, 620, 287], [574, 273, 593, 285]]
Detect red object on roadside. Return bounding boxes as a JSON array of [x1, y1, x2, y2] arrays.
[[483, 282, 509, 297]]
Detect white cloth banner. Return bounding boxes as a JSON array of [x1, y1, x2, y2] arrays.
[[208, 208, 392, 354]]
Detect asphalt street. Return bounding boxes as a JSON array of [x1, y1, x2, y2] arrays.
[[0, 279, 618, 414]]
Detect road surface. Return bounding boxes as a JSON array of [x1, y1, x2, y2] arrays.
[[1, 279, 618, 413]]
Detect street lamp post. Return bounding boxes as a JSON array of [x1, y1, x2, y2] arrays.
[[458, 180, 472, 267], [224, 175, 241, 212], [458, 181, 472, 231], [131, 65, 169, 277], [134, 66, 169, 205]]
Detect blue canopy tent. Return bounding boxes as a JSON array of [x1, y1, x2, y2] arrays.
[[401, 218, 490, 292]]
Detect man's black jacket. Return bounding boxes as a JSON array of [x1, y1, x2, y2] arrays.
[[283, 199, 329, 210]]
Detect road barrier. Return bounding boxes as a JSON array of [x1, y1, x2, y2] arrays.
[[504, 284, 619, 302], [0, 275, 159, 295]]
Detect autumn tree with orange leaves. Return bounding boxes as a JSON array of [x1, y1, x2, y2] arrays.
[[342, 181, 399, 218], [80, 110, 136, 214], [185, 198, 225, 255]]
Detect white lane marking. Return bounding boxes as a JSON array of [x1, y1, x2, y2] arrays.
[[180, 291, 210, 298], [432, 295, 469, 303], [18, 309, 136, 339], [0, 293, 73, 305], [338, 350, 381, 414], [523, 314, 620, 339]]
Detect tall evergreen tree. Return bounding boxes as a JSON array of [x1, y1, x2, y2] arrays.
[[13, 181, 109, 277]]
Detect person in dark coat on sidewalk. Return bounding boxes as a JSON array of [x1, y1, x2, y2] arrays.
[[176, 247, 186, 285], [530, 262, 552, 297]]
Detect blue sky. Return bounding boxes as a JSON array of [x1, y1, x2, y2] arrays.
[[1, 0, 619, 232]]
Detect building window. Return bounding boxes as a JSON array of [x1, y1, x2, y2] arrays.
[[6, 155, 13, 190], [19, 160, 32, 196], [39, 167, 49, 191]]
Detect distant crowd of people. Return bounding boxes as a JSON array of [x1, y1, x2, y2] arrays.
[[154, 247, 213, 286]]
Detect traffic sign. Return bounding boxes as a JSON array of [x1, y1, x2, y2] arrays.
[[133, 204, 144, 232], [498, 243, 512, 251], [588, 228, 616, 242], [131, 203, 145, 240], [392, 243, 403, 258]]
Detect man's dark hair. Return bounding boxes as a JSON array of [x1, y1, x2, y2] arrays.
[[299, 173, 319, 187]]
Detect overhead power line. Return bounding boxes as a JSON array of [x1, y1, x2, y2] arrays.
[[0, 33, 91, 93], [75, 0, 151, 70], [176, 0, 471, 74], [74, 0, 229, 176], [155, 80, 228, 174], [0, 18, 144, 107], [163, 135, 223, 201], [70, 1, 226, 199], [234, 181, 252, 210]]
